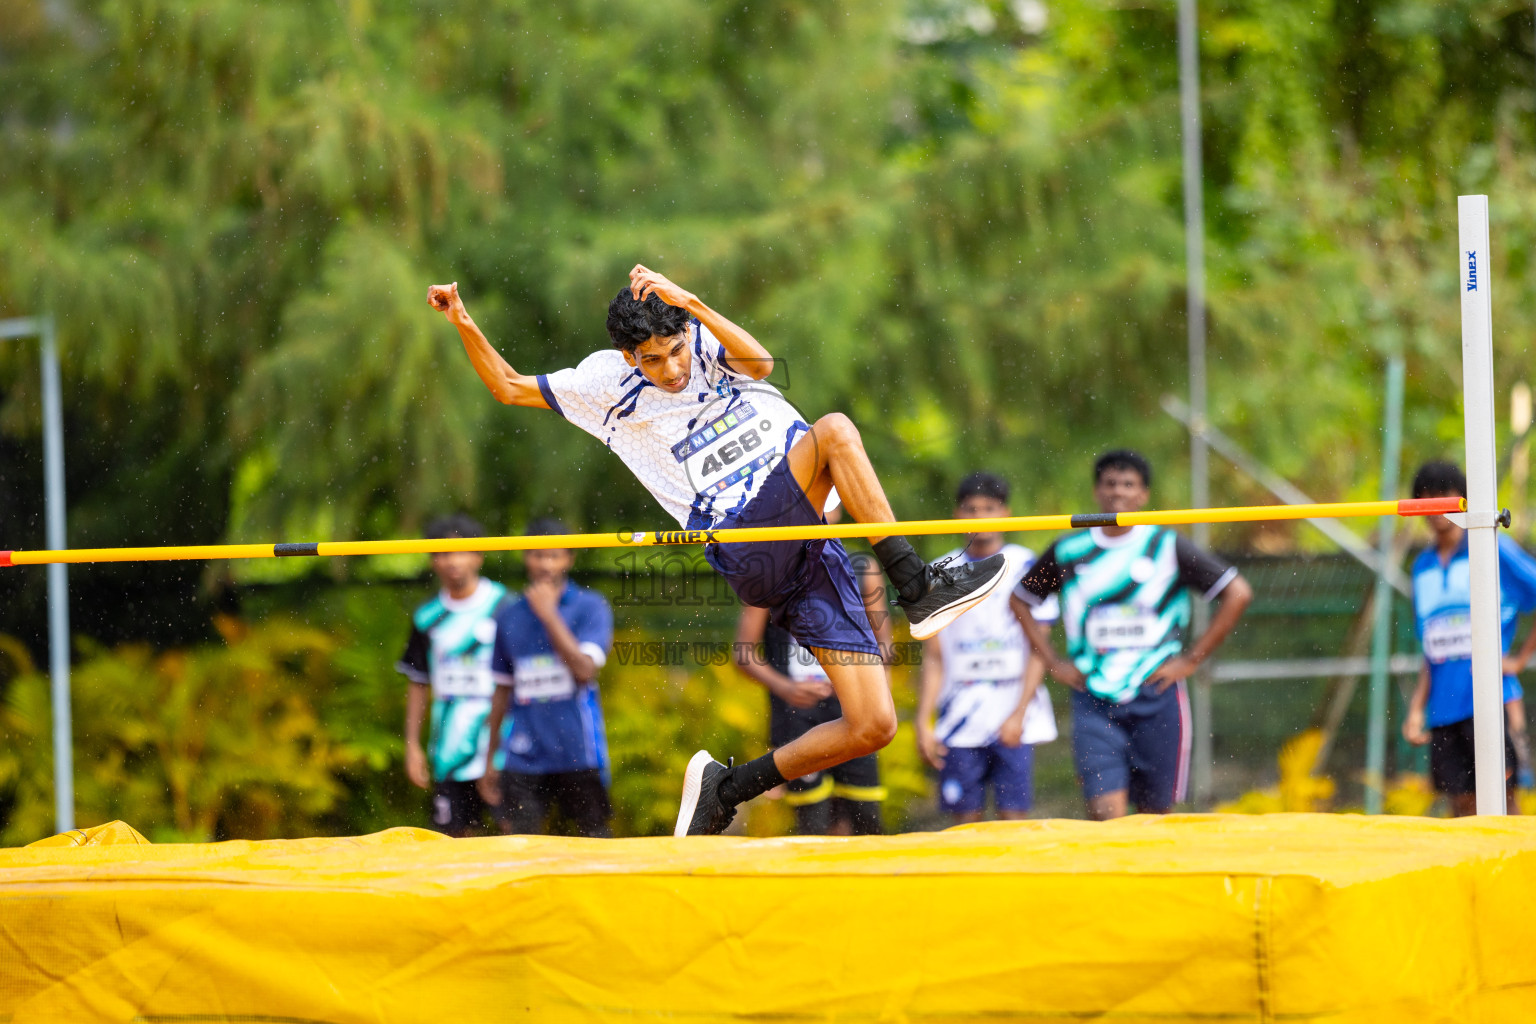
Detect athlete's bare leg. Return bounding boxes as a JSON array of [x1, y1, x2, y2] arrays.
[[751, 414, 901, 781], [677, 415, 1004, 835], [769, 648, 896, 779], [787, 414, 897, 528]]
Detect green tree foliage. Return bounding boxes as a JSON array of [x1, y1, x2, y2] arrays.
[[0, 618, 361, 842]]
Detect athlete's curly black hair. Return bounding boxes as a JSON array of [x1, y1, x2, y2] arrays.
[[605, 288, 692, 353], [1412, 460, 1467, 499]]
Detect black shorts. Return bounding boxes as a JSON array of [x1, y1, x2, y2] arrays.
[[431, 779, 498, 836], [769, 692, 842, 749], [703, 458, 881, 657], [1429, 717, 1518, 796], [500, 769, 613, 838], [783, 751, 884, 805]]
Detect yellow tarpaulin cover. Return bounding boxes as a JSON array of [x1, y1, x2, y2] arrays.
[[1, 814, 1533, 1022]]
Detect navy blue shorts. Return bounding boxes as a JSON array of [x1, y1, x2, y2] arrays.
[[938, 743, 1034, 814], [704, 459, 880, 656], [1071, 681, 1190, 811]]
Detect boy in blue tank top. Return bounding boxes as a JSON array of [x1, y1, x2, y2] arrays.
[[1403, 461, 1536, 814]]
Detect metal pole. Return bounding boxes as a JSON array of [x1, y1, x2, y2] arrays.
[[39, 315, 73, 833], [1364, 355, 1405, 813], [0, 315, 73, 834], [1178, 0, 1213, 806], [1457, 195, 1506, 815]]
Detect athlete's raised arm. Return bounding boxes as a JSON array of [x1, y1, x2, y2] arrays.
[[628, 264, 774, 381], [428, 282, 548, 408]]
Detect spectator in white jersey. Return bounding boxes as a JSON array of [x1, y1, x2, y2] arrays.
[[917, 472, 1060, 823], [1017, 451, 1252, 820], [430, 267, 1011, 836], [734, 508, 893, 835], [397, 514, 514, 837]]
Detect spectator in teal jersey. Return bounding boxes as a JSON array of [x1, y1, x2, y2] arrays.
[[397, 514, 514, 836], [1018, 451, 1252, 820]]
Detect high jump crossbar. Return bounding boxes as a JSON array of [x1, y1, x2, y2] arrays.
[[0, 498, 1465, 567]]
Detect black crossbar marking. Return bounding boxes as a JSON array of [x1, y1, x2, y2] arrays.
[[1069, 513, 1118, 528], [274, 543, 320, 557]]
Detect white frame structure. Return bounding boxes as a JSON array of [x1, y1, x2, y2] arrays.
[[1458, 195, 1507, 815], [0, 315, 72, 832]]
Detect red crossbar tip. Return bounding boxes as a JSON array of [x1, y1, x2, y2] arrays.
[[1396, 497, 1466, 516], [0, 551, 12, 567]]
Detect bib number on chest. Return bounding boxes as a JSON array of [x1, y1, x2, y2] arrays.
[[433, 657, 494, 699], [672, 400, 786, 498], [1086, 604, 1160, 652], [514, 654, 577, 701], [952, 643, 1025, 683], [1423, 612, 1474, 665]]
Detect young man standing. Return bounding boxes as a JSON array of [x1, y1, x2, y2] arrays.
[[733, 509, 893, 835], [1017, 451, 1252, 820], [429, 267, 1009, 835], [1402, 461, 1536, 814], [917, 472, 1059, 823], [397, 514, 513, 837], [478, 519, 615, 837]]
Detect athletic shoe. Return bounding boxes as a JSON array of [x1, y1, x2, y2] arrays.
[[900, 551, 1010, 641], [674, 750, 737, 837]]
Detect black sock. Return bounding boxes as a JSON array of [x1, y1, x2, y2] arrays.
[[872, 536, 928, 603], [717, 752, 787, 808]]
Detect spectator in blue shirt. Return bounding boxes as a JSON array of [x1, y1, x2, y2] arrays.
[[478, 518, 615, 836], [1403, 461, 1536, 814]]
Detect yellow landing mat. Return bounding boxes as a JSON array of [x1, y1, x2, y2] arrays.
[[2, 814, 1534, 1023]]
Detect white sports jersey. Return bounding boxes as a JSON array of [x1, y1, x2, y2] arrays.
[[934, 544, 1060, 748], [537, 322, 812, 528]]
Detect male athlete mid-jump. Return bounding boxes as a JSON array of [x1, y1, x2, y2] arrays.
[[430, 267, 1007, 835]]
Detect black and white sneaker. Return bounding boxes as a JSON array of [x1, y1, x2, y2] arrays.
[[900, 551, 1011, 641], [674, 750, 738, 837]]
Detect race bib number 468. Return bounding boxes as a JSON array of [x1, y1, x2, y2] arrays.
[[672, 400, 785, 498]]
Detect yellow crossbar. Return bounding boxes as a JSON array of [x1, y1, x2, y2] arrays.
[[0, 498, 1465, 567]]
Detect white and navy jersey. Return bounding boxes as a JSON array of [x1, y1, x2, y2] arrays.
[[396, 579, 513, 782], [1020, 526, 1236, 704], [537, 321, 811, 529], [934, 544, 1059, 749]]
